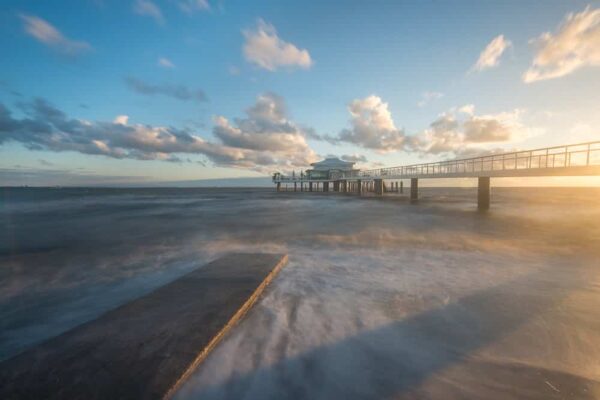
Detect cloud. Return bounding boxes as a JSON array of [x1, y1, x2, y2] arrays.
[[211, 92, 317, 168], [406, 105, 535, 155], [243, 19, 313, 71], [523, 6, 600, 83], [337, 95, 406, 152], [417, 91, 444, 107], [472, 34, 512, 72], [113, 115, 129, 125], [125, 77, 207, 103], [228, 66, 240, 76], [19, 14, 92, 56], [458, 104, 475, 115], [158, 57, 176, 69], [133, 0, 165, 25], [0, 94, 317, 172], [177, 0, 210, 13], [317, 96, 536, 157], [340, 154, 368, 163]]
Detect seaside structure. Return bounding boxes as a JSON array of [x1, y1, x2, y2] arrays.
[[305, 158, 359, 180], [273, 141, 600, 210], [0, 253, 288, 400], [273, 157, 360, 193]]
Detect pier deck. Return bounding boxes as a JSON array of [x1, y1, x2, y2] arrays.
[[273, 141, 600, 209], [0, 253, 288, 400]]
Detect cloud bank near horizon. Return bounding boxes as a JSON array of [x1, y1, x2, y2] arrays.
[[311, 95, 534, 157], [0, 92, 539, 173], [0, 94, 317, 172]]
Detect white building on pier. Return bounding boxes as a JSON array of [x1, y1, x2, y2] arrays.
[[305, 158, 359, 180]]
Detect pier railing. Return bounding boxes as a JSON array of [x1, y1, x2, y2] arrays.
[[272, 141, 600, 182], [351, 141, 600, 179]]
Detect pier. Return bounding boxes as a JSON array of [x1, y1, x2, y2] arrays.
[[273, 141, 600, 209], [0, 253, 288, 400]]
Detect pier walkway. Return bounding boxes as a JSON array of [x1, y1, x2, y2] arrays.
[[273, 141, 600, 209]]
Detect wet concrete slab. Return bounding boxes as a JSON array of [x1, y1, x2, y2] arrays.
[[0, 253, 288, 400]]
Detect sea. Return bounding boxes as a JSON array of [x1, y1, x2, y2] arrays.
[[1, 186, 599, 399]]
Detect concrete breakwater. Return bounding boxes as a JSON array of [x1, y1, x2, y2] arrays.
[[0, 253, 288, 400]]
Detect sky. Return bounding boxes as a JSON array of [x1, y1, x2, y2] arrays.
[[0, 0, 599, 186]]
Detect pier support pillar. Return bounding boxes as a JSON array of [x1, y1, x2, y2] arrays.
[[323, 182, 329, 192], [294, 182, 297, 192], [400, 181, 403, 194], [357, 180, 362, 194], [478, 177, 490, 211], [300, 182, 304, 192], [342, 181, 347, 193], [333, 181, 340, 192], [309, 182, 313, 192], [410, 178, 418, 202], [374, 179, 384, 195]]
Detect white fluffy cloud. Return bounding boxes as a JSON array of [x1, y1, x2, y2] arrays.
[[458, 104, 475, 115], [133, 0, 164, 25], [327, 96, 534, 157], [212, 93, 317, 167], [19, 14, 92, 56], [524, 6, 600, 82], [113, 115, 129, 125], [243, 20, 313, 71], [338, 95, 406, 152], [472, 35, 512, 71], [407, 106, 535, 155]]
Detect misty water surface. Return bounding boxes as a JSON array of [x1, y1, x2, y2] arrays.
[[1, 187, 599, 399]]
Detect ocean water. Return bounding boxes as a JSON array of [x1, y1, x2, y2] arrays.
[[1, 187, 599, 399]]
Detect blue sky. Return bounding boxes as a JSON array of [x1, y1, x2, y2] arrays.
[[1, 0, 599, 185]]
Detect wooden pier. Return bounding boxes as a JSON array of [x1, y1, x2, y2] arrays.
[[274, 141, 600, 209], [0, 253, 288, 400]]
